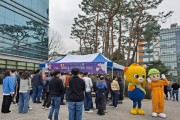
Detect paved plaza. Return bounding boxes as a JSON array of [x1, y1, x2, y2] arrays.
[[0, 85, 179, 120]]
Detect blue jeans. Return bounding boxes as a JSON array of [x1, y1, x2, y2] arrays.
[[66, 88, 69, 101], [68, 101, 83, 120], [172, 90, 179, 101], [48, 97, 61, 120], [112, 90, 119, 107], [19, 92, 29, 113], [84, 92, 92, 111], [32, 85, 42, 102]]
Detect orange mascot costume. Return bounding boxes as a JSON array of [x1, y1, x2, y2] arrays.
[[147, 68, 169, 118]]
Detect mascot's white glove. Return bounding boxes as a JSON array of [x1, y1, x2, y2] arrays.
[[161, 74, 166, 79], [147, 78, 151, 83]]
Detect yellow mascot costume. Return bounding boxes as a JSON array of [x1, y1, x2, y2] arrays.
[[147, 68, 169, 118], [124, 63, 146, 115]]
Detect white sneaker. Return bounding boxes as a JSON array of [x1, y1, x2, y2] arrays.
[[87, 110, 93, 113], [158, 113, 166, 118], [104, 110, 108, 113], [45, 107, 50, 110], [29, 107, 32, 110], [152, 112, 158, 117]]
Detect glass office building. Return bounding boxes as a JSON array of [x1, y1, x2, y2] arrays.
[[0, 0, 49, 75], [160, 24, 180, 83]]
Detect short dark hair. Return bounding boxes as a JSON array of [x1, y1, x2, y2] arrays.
[[113, 76, 117, 80], [50, 72, 54, 77], [3, 70, 11, 79], [21, 71, 30, 79], [83, 72, 88, 76], [36, 69, 41, 73], [45, 72, 49, 74], [11, 69, 16, 73], [19, 71, 23, 76], [53, 70, 60, 76], [99, 75, 104, 80], [61, 72, 65, 75], [79, 71, 83, 74], [71, 68, 79, 76]]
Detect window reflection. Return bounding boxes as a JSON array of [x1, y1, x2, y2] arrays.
[[0, 6, 48, 60]]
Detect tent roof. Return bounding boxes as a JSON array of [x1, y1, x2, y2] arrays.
[[50, 53, 112, 63]]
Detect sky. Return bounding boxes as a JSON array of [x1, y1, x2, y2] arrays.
[[49, 0, 180, 53]]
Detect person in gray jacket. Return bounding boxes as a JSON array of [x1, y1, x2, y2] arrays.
[[18, 71, 31, 113]]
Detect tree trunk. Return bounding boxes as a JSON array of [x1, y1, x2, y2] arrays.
[[117, 15, 122, 64], [104, 16, 112, 58], [94, 12, 99, 53], [111, 20, 114, 60]]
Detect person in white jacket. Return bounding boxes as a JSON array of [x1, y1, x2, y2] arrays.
[[83, 72, 93, 113]]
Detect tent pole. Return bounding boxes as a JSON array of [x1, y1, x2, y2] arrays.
[[112, 64, 113, 79]]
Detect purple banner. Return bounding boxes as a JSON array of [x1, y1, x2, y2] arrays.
[[48, 62, 106, 74]]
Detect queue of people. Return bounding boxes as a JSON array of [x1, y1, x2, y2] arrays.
[[1, 68, 125, 120], [164, 81, 180, 101]]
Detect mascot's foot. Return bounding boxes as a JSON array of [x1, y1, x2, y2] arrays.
[[130, 108, 137, 115], [152, 112, 158, 117], [158, 113, 166, 118], [137, 108, 145, 115]]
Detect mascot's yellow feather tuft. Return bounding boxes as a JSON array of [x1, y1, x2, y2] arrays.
[[124, 63, 146, 115]]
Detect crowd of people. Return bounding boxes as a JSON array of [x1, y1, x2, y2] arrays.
[[1, 68, 179, 120], [0, 68, 124, 120], [164, 81, 180, 101]]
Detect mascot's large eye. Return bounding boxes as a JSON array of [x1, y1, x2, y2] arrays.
[[134, 74, 139, 79], [142, 74, 145, 78]]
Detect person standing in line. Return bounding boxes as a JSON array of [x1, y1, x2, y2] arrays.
[[83, 72, 93, 113], [167, 81, 173, 100], [48, 70, 64, 120], [18, 71, 31, 114], [42, 72, 53, 109], [11, 69, 17, 104], [105, 77, 111, 101], [93, 75, 100, 109], [1, 70, 14, 113], [60, 72, 66, 105], [171, 81, 180, 101], [15, 71, 22, 105], [68, 68, 85, 120], [118, 77, 124, 104], [32, 69, 43, 103], [65, 73, 71, 101], [164, 85, 168, 100], [111, 76, 120, 108], [96, 75, 107, 115], [42, 72, 49, 100]]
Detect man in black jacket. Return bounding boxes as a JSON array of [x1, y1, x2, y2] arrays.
[[68, 68, 85, 120], [172, 81, 180, 101], [48, 70, 64, 120], [32, 69, 43, 103]]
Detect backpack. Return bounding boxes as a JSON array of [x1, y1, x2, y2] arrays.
[[96, 81, 107, 96]]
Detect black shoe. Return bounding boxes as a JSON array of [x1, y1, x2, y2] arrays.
[[97, 112, 105, 115], [33, 101, 37, 103]]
